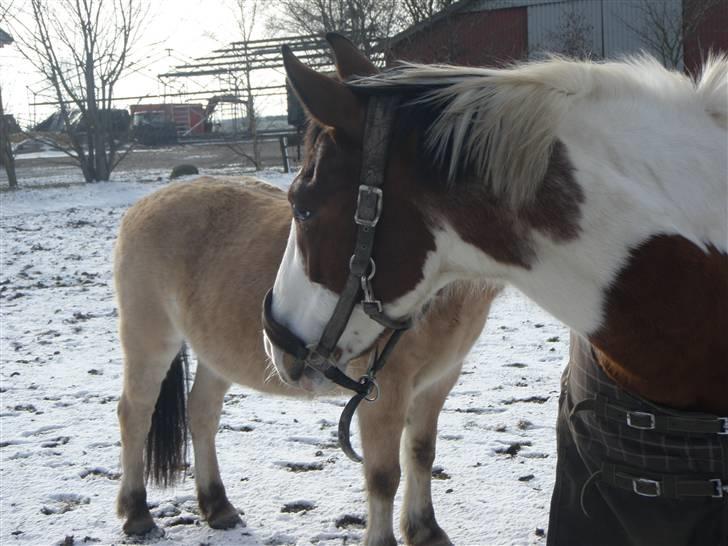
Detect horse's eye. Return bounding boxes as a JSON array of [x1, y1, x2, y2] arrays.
[[292, 205, 313, 221]]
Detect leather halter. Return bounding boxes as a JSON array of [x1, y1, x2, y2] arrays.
[[262, 95, 412, 462]]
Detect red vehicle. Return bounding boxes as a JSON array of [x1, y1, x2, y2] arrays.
[[130, 103, 205, 145]]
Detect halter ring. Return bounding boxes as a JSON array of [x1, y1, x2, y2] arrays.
[[363, 377, 380, 402]]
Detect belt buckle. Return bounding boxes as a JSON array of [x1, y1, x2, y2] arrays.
[[632, 478, 661, 497], [709, 479, 724, 498], [718, 417, 728, 435], [626, 411, 656, 430], [354, 185, 383, 227]]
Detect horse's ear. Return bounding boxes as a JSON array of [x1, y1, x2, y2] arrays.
[[282, 45, 364, 142], [325, 33, 379, 79]]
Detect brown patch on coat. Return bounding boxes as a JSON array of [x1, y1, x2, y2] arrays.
[[290, 124, 436, 303], [425, 139, 583, 268], [521, 140, 584, 242], [590, 235, 728, 414]]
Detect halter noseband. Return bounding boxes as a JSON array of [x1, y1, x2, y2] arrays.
[[262, 96, 412, 462]]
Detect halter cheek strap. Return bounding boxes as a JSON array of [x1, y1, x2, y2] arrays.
[[310, 94, 406, 364], [262, 95, 407, 390]]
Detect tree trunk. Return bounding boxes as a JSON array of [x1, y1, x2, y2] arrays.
[[84, 50, 109, 181], [246, 78, 261, 170], [0, 86, 18, 189]]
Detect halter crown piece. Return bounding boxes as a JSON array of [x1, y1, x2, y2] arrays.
[[262, 95, 412, 462]]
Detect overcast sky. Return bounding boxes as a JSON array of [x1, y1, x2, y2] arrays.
[[0, 0, 288, 126]]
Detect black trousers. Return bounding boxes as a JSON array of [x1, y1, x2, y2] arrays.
[[547, 336, 728, 546]]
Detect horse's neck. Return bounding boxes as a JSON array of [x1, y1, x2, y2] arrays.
[[523, 104, 728, 413], [503, 153, 728, 412]]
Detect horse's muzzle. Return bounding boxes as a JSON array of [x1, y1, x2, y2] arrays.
[[262, 289, 374, 395]]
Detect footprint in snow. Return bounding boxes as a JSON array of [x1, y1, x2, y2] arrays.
[[41, 493, 90, 515], [41, 436, 70, 448], [278, 461, 324, 473], [79, 467, 120, 480], [335, 514, 366, 529], [281, 500, 315, 513]]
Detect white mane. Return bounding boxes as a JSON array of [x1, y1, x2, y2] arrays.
[[351, 55, 728, 208]]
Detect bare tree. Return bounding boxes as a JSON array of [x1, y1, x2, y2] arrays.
[[231, 0, 263, 168], [267, 0, 398, 58], [1, 1, 18, 189], [0, 79, 19, 190], [623, 0, 723, 69], [545, 6, 596, 59], [11, 0, 145, 182]]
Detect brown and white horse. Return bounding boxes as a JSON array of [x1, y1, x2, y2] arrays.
[[264, 35, 728, 539], [114, 175, 498, 544]]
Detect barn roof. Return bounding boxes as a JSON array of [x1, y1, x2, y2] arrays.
[[387, 0, 479, 47]]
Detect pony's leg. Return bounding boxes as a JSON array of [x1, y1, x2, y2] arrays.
[[188, 363, 241, 529], [357, 376, 412, 546], [117, 332, 183, 535], [401, 362, 463, 546]]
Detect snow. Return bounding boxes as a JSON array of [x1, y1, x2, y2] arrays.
[[0, 170, 570, 545]]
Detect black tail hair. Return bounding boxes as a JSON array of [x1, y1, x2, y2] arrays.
[[145, 346, 189, 487]]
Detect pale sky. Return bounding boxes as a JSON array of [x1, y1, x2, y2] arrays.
[[0, 0, 289, 127]]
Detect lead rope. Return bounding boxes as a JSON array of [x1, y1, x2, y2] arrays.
[[338, 327, 408, 463]]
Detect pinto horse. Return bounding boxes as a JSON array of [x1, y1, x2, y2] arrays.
[[264, 34, 727, 545], [114, 175, 498, 543]]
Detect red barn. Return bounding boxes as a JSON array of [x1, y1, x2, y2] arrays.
[[387, 0, 728, 71], [388, 5, 527, 66]]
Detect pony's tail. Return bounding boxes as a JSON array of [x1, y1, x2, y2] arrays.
[[144, 347, 189, 487]]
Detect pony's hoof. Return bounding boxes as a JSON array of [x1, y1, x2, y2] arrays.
[[208, 508, 243, 530], [199, 482, 243, 529], [405, 523, 452, 546], [363, 535, 397, 546], [420, 533, 452, 546], [413, 533, 452, 546], [122, 514, 158, 536]]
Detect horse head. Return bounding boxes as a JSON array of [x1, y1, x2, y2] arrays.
[[262, 35, 456, 391]]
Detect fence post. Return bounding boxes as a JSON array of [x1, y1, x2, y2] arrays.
[[279, 135, 290, 173]]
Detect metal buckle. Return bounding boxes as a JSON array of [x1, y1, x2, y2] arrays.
[[303, 345, 335, 374], [709, 479, 725, 498], [626, 411, 656, 430], [632, 478, 661, 497], [718, 417, 728, 435], [359, 259, 383, 313], [354, 185, 383, 227], [361, 377, 380, 402]]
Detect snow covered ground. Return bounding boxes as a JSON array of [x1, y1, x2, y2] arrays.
[[0, 170, 570, 546]]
